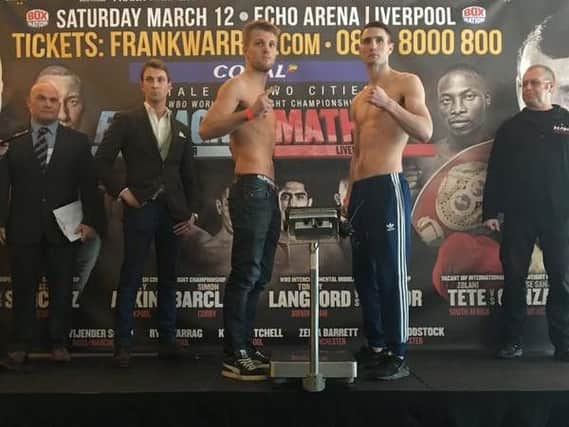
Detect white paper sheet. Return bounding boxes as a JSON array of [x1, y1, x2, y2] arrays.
[[53, 200, 83, 242]]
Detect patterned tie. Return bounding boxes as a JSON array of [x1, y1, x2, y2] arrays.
[[34, 127, 49, 171]]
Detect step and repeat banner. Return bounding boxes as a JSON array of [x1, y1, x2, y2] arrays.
[[0, 0, 567, 351]]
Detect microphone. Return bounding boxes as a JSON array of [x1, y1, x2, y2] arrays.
[[0, 129, 30, 146]]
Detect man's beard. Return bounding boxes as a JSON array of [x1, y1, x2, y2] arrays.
[[253, 61, 273, 73]]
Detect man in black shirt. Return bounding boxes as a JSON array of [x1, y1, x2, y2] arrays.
[[483, 64, 569, 361]]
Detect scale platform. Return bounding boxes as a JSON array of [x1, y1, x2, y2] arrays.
[[270, 349, 357, 382]]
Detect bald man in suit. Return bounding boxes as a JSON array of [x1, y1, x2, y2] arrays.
[[0, 81, 103, 367]]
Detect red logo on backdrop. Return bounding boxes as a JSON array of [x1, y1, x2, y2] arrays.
[[462, 6, 486, 24], [26, 9, 49, 28]]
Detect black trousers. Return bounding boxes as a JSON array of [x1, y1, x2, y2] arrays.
[[10, 240, 76, 351], [500, 213, 569, 350]]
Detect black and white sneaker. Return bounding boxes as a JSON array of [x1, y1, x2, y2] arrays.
[[354, 346, 389, 369], [372, 354, 410, 381], [222, 350, 268, 381], [496, 343, 523, 359], [247, 345, 270, 369]]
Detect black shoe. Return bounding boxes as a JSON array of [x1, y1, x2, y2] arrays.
[[0, 351, 28, 372], [52, 347, 71, 363], [222, 350, 268, 381], [354, 346, 389, 369], [496, 343, 523, 359], [554, 348, 569, 362], [372, 354, 410, 381], [114, 347, 131, 368], [246, 345, 270, 369], [158, 342, 192, 360]]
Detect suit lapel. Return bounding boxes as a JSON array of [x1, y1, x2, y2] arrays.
[[166, 118, 185, 161], [138, 107, 162, 159], [20, 130, 45, 171], [20, 133, 36, 163]]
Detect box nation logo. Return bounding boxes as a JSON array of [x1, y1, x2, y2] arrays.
[[26, 9, 49, 28], [462, 6, 486, 24]]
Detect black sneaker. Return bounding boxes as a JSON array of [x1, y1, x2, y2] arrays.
[[496, 343, 523, 359], [554, 348, 569, 362], [113, 347, 131, 369], [222, 350, 268, 381], [0, 351, 29, 372], [354, 346, 388, 369], [372, 354, 410, 381], [247, 345, 270, 369]]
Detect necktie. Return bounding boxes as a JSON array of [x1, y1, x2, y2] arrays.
[[34, 127, 49, 171]]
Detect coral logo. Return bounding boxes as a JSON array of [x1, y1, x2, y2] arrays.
[[462, 6, 486, 24], [26, 9, 49, 28], [130, 61, 366, 84], [213, 63, 290, 79]]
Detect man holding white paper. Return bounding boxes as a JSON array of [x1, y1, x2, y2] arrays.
[[53, 200, 85, 242], [0, 82, 102, 367]]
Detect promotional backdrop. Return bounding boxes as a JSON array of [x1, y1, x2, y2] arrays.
[[1, 0, 567, 352]]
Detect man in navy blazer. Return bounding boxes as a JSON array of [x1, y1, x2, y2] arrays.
[[95, 58, 199, 368], [0, 81, 103, 366]]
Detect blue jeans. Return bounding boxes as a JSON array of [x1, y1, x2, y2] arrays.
[[115, 201, 180, 348], [223, 175, 281, 354]]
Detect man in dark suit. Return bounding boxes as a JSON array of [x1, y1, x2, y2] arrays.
[[0, 55, 4, 115], [34, 65, 103, 296], [95, 58, 199, 368], [0, 54, 18, 142], [0, 81, 102, 366]]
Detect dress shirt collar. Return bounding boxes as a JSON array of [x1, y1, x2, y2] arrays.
[[144, 102, 171, 121], [30, 119, 58, 136]]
